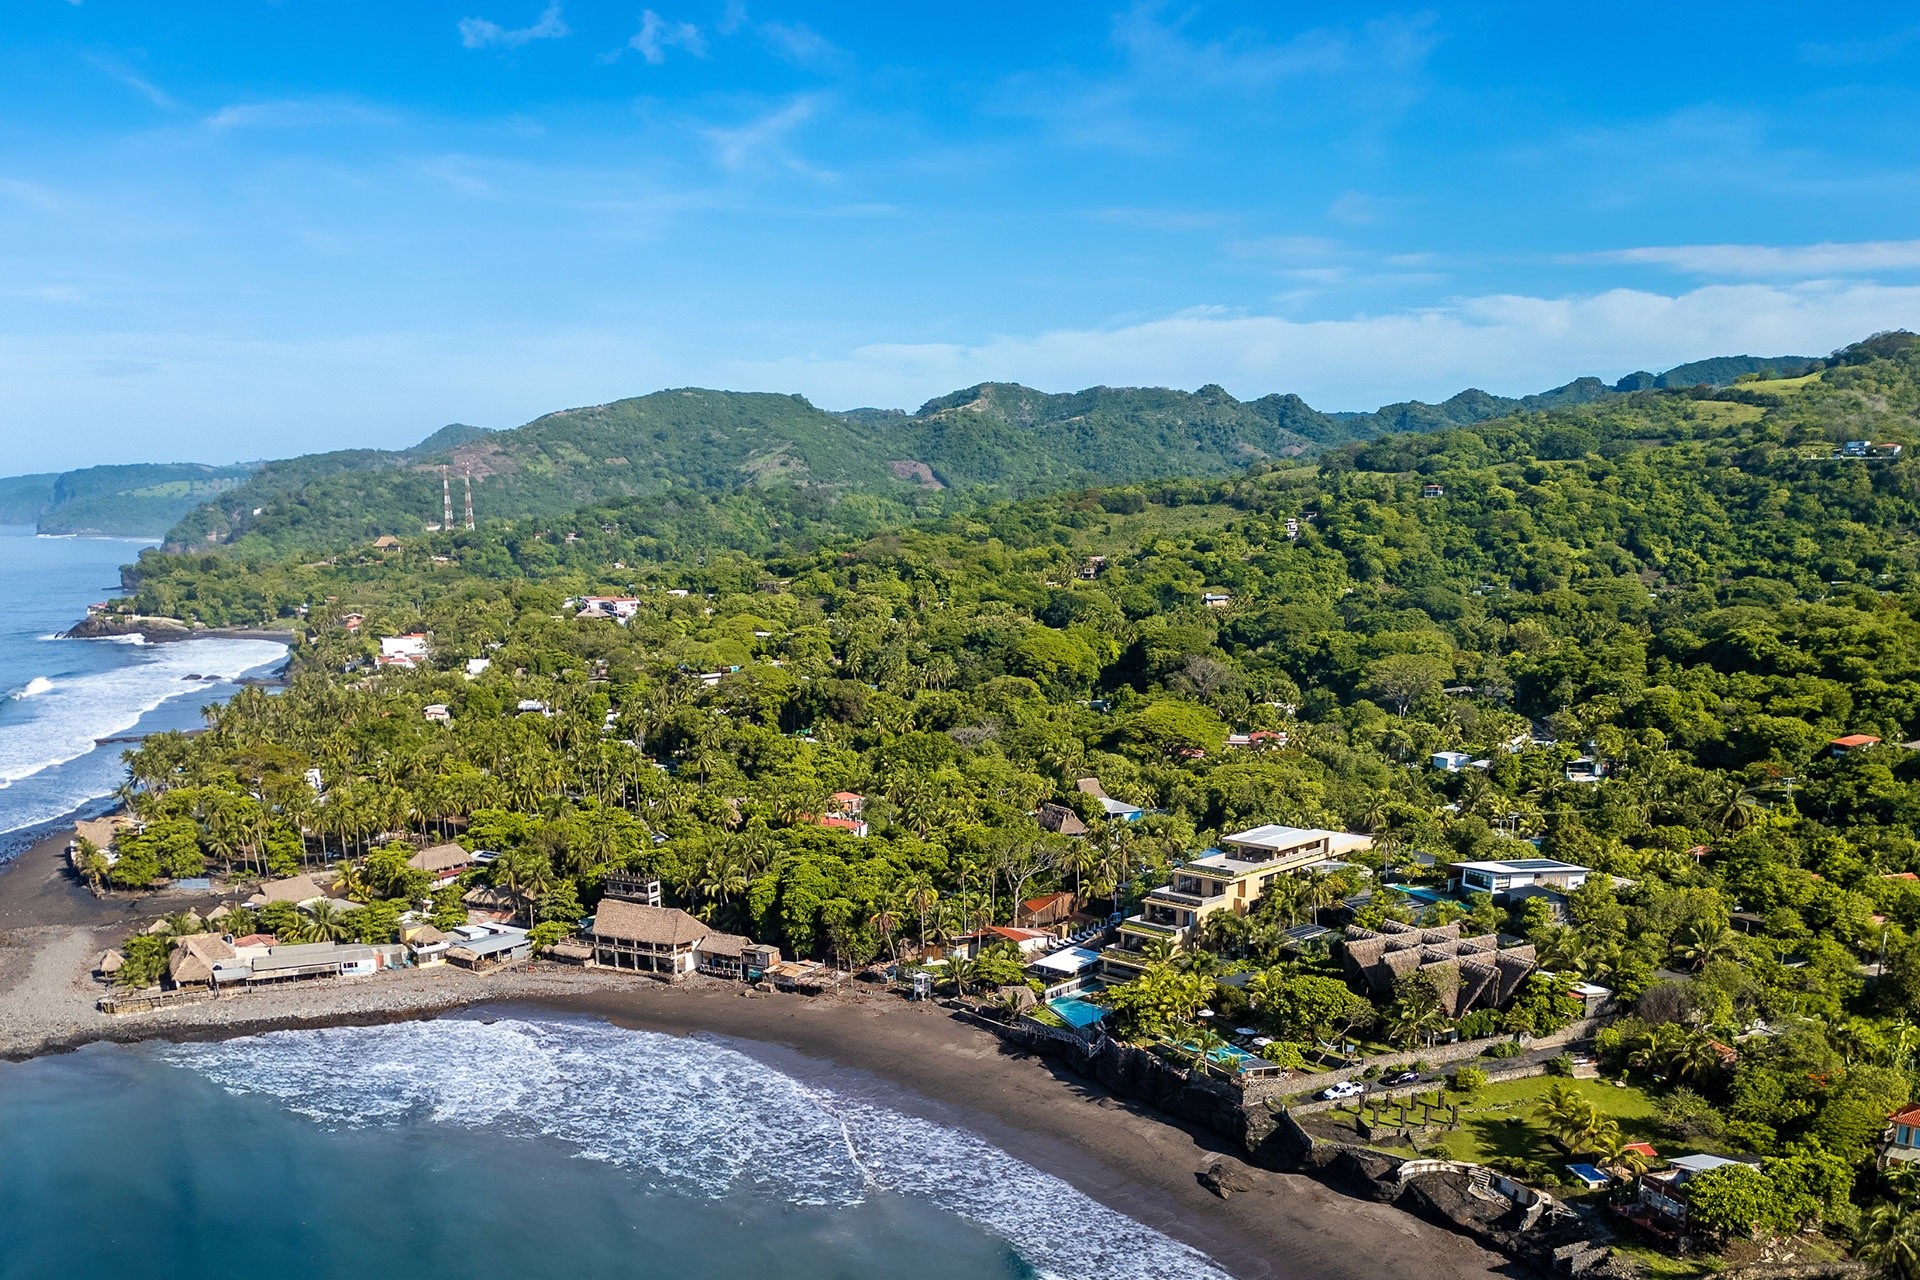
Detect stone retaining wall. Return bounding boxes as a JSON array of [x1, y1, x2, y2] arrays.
[[1273, 1014, 1605, 1101]]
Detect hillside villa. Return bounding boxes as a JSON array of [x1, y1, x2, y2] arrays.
[[377, 634, 429, 669], [1447, 857, 1591, 900], [1101, 824, 1371, 979]]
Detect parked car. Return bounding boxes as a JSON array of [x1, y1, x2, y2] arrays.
[[1383, 1070, 1421, 1086], [1318, 1080, 1365, 1100]]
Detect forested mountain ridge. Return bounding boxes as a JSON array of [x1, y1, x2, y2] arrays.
[[0, 462, 256, 536], [153, 350, 1815, 555]]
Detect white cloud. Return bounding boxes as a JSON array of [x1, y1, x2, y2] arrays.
[[1111, 4, 1437, 92], [1000, 7, 1438, 152], [458, 3, 570, 51], [202, 98, 395, 132], [703, 95, 830, 177], [1579, 240, 1920, 277], [86, 55, 176, 110], [757, 21, 843, 69], [627, 10, 706, 64], [6, 283, 1913, 473], [0, 177, 66, 212], [723, 282, 1920, 411]]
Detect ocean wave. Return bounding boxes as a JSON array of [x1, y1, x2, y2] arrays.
[[0, 636, 285, 789], [162, 1018, 1232, 1280]]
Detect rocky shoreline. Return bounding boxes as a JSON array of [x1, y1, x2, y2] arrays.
[[62, 611, 296, 646]]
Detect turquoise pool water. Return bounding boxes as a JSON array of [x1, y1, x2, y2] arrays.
[[1047, 997, 1107, 1029]]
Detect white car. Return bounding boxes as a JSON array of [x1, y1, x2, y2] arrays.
[[1319, 1080, 1365, 1100]]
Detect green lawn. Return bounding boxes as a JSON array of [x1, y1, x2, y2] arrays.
[[1420, 1076, 1664, 1168], [1606, 1243, 1721, 1280]]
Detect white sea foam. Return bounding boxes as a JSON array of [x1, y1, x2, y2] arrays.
[[163, 1018, 1232, 1280], [0, 637, 284, 791]]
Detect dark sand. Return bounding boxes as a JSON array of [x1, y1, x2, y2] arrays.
[[0, 828, 1513, 1280]]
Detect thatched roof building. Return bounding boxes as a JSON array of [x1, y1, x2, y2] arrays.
[[590, 900, 712, 978], [1342, 920, 1535, 1016], [168, 933, 237, 987], [408, 843, 471, 875], [248, 873, 331, 906], [1035, 803, 1088, 837]]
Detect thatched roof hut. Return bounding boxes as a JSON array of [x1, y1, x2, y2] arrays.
[[168, 933, 237, 987], [592, 900, 712, 947], [248, 873, 331, 906], [408, 843, 470, 874]]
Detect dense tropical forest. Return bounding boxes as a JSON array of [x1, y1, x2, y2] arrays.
[[149, 352, 1811, 554], [84, 331, 1920, 1268]]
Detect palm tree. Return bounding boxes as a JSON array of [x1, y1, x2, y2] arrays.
[[1257, 874, 1307, 927], [1534, 927, 1587, 974], [1137, 935, 1176, 966], [1387, 993, 1446, 1049], [692, 846, 750, 917], [1536, 1083, 1605, 1152], [1858, 1200, 1920, 1280], [1185, 1025, 1229, 1079], [1628, 1024, 1686, 1079], [868, 902, 902, 962], [1672, 920, 1734, 971], [1299, 871, 1341, 921], [944, 953, 981, 997], [902, 874, 939, 955], [298, 901, 354, 943], [1596, 1125, 1652, 1179], [1710, 780, 1763, 834], [72, 838, 110, 895], [1669, 1031, 1729, 1084]]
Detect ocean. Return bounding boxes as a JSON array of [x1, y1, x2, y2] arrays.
[[0, 1015, 1234, 1280], [0, 527, 286, 851]]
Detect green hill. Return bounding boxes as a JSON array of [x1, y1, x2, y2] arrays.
[[0, 473, 59, 526], [0, 463, 256, 536], [155, 349, 1821, 555]]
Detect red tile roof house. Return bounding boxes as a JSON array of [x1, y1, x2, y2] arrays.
[[1831, 733, 1883, 756], [1884, 1104, 1920, 1168], [1017, 892, 1078, 928], [986, 925, 1054, 955]]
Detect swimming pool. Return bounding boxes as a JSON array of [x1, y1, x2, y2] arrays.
[[1047, 997, 1107, 1030]]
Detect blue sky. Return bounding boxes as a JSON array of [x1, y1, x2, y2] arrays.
[[4, 2, 1920, 471]]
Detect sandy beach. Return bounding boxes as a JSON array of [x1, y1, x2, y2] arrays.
[[0, 828, 1509, 1280]]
